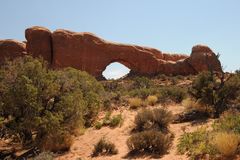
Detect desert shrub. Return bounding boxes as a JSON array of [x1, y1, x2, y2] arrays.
[[0, 56, 104, 149], [103, 99, 111, 110], [178, 111, 240, 159], [92, 138, 118, 157], [165, 86, 187, 103], [94, 121, 103, 130], [236, 69, 240, 75], [102, 80, 120, 92], [32, 152, 54, 160], [156, 74, 168, 81], [182, 98, 206, 112], [109, 114, 123, 127], [170, 77, 178, 85], [128, 98, 143, 109], [158, 86, 187, 104], [127, 130, 171, 154], [38, 133, 73, 152], [212, 132, 240, 157], [134, 108, 173, 132], [133, 76, 152, 89], [177, 128, 216, 159], [129, 88, 157, 99], [102, 111, 112, 126], [146, 95, 158, 106], [213, 110, 240, 134], [175, 75, 184, 80], [189, 71, 240, 117], [95, 113, 123, 129]]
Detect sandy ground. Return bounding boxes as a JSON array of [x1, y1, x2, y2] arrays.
[[56, 104, 214, 160]]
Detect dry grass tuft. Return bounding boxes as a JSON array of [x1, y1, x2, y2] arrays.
[[182, 98, 205, 112], [39, 133, 73, 153], [128, 98, 143, 109], [146, 95, 158, 106], [212, 132, 240, 157]]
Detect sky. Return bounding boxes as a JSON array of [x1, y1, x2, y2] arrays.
[[0, 0, 239, 79]]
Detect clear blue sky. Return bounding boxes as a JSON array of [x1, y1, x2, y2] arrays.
[[0, 0, 239, 78]]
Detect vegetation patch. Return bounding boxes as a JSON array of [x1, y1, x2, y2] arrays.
[[178, 110, 240, 159], [128, 97, 143, 109], [127, 130, 172, 155], [212, 132, 240, 157], [134, 108, 173, 132], [95, 112, 123, 129], [92, 138, 118, 157], [0, 56, 104, 152], [177, 128, 217, 159], [146, 95, 158, 106]]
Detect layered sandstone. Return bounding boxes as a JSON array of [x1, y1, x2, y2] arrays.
[[0, 26, 222, 79]]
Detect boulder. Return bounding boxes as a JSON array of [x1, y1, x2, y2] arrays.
[[0, 39, 26, 64]]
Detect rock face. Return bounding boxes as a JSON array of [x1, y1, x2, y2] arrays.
[[0, 26, 223, 79], [0, 39, 27, 64], [188, 45, 222, 72], [25, 26, 52, 63]]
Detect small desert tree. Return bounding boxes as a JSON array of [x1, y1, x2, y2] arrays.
[[0, 56, 104, 149]]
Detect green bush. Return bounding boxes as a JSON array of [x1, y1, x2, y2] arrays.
[[213, 110, 240, 134], [178, 111, 240, 159], [189, 71, 240, 117], [129, 88, 157, 99], [102, 111, 112, 126], [95, 113, 123, 129], [177, 128, 216, 159], [134, 108, 173, 132], [94, 121, 103, 130], [127, 130, 171, 154], [92, 138, 118, 157], [0, 56, 104, 149], [157, 86, 187, 104], [109, 114, 123, 127], [133, 76, 152, 89]]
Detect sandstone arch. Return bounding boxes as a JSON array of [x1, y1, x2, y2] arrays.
[[0, 26, 223, 79]]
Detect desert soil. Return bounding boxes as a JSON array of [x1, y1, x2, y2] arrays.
[[56, 104, 214, 160]]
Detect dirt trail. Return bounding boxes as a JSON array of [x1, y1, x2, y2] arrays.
[[56, 105, 213, 160]]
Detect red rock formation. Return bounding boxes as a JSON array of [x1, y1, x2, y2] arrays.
[[52, 29, 165, 78], [25, 26, 52, 64], [0, 26, 222, 79], [188, 45, 222, 72], [0, 39, 27, 64]]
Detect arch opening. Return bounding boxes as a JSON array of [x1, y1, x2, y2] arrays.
[[102, 62, 131, 80]]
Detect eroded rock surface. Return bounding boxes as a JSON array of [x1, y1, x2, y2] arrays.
[[25, 26, 52, 63], [0, 26, 222, 78], [0, 39, 27, 64]]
